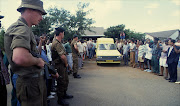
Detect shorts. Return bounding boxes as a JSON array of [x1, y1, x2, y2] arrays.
[[159, 57, 168, 67], [138, 56, 144, 62], [145, 58, 152, 66]]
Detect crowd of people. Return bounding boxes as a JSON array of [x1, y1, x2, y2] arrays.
[[0, 0, 179, 106], [115, 38, 180, 83]]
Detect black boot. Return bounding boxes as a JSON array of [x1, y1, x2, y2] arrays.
[[63, 91, 73, 99], [73, 73, 81, 78], [57, 99, 69, 106]]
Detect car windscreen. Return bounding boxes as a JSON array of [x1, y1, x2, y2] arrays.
[[98, 44, 117, 50]]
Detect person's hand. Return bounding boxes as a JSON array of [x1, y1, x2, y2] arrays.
[[51, 72, 59, 79], [66, 64, 68, 68], [162, 50, 166, 53], [40, 36, 46, 43], [37, 58, 45, 68]]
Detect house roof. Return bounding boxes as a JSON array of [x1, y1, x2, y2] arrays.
[[81, 27, 106, 37], [145, 29, 179, 38]]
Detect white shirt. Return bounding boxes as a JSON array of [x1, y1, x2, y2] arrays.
[[83, 43, 87, 52], [168, 46, 173, 57], [77, 42, 83, 53], [145, 45, 152, 60], [46, 43, 52, 61]]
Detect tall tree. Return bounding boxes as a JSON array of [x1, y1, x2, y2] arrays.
[[32, 16, 52, 36], [48, 3, 95, 40], [75, 2, 95, 36], [104, 24, 125, 39], [104, 24, 145, 40]]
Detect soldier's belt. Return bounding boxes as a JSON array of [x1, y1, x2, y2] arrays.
[[32, 70, 44, 78]]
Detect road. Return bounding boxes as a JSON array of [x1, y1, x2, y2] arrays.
[[7, 60, 180, 106]]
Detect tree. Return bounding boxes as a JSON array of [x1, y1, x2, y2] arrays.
[[47, 7, 74, 39], [104, 24, 125, 39], [32, 16, 52, 36], [75, 2, 95, 36], [104, 24, 145, 40], [46, 2, 95, 40]]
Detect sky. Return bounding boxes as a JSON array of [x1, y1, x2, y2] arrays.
[[0, 0, 180, 33]]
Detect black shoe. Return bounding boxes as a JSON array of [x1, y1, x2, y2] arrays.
[[68, 72, 71, 75], [57, 99, 69, 106], [169, 80, 176, 83], [166, 78, 171, 80], [74, 75, 81, 78], [63, 94, 74, 99], [77, 74, 80, 76]]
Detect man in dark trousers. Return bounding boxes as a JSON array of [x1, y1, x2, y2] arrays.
[[167, 39, 180, 82], [51, 27, 73, 106], [71, 34, 81, 78]]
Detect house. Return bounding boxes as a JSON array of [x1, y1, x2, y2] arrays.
[[81, 27, 106, 40], [145, 29, 180, 41]]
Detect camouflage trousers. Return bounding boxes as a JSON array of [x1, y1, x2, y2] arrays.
[[73, 56, 78, 74], [55, 64, 69, 99]]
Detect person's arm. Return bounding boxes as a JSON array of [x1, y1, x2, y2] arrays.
[[173, 45, 180, 53], [61, 55, 68, 67], [37, 36, 46, 55], [12, 47, 44, 68], [74, 44, 79, 53]]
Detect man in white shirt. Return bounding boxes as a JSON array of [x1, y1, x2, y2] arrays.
[[159, 40, 170, 79], [77, 40, 83, 69], [130, 39, 136, 67], [123, 41, 130, 65], [138, 41, 145, 70]]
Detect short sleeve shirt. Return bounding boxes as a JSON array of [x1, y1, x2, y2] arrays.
[[51, 39, 66, 57], [71, 39, 78, 57], [4, 17, 42, 76], [130, 43, 136, 52], [64, 42, 72, 53]]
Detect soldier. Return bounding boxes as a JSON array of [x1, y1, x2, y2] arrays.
[[71, 34, 81, 78], [4, 0, 59, 105], [51, 27, 73, 106]]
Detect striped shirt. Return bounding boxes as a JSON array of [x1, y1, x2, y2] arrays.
[[138, 45, 145, 57]]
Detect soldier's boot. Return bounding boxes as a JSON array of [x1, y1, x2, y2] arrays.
[[57, 99, 69, 106], [73, 73, 81, 78], [63, 91, 73, 99]]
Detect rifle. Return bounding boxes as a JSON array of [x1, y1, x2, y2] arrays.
[[30, 51, 62, 79]]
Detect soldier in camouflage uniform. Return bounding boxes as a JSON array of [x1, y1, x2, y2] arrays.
[[71, 35, 81, 78], [3, 0, 59, 105], [51, 27, 73, 106]]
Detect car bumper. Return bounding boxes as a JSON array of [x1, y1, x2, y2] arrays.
[[96, 58, 121, 63]]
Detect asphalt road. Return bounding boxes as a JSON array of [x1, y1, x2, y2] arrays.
[[7, 60, 180, 106]]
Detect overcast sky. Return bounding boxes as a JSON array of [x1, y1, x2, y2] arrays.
[[0, 0, 180, 33]]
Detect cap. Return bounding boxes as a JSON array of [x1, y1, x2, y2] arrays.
[[73, 34, 78, 38], [55, 27, 65, 36]]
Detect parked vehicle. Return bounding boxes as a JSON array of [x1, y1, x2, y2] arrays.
[[96, 38, 123, 64]]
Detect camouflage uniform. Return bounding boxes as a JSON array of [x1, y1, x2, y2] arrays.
[[71, 39, 79, 74], [51, 39, 69, 100], [4, 17, 47, 106]]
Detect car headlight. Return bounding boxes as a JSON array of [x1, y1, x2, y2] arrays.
[[97, 56, 102, 59]]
